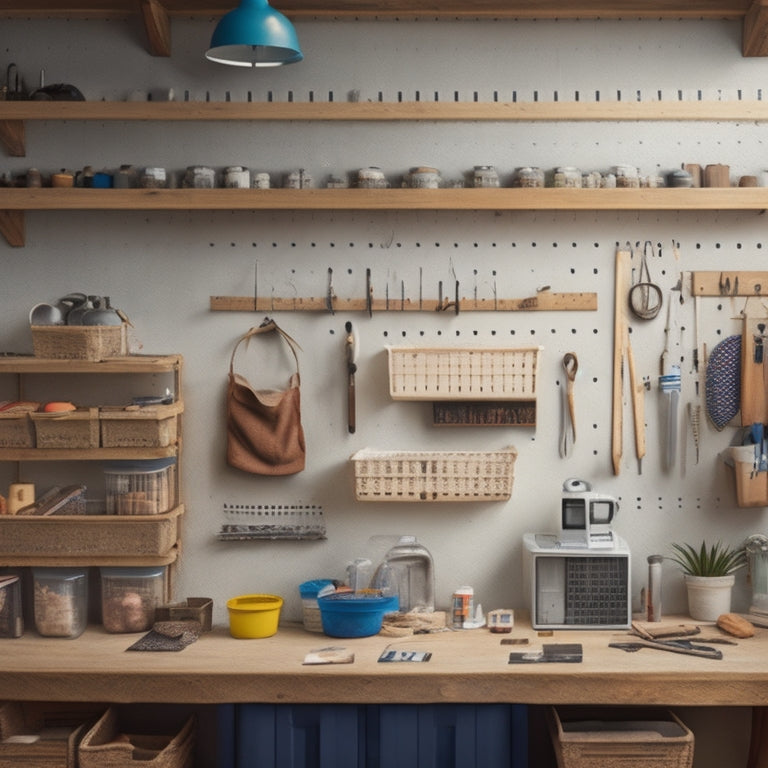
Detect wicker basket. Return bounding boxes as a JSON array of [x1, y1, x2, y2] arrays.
[[100, 401, 183, 448], [79, 708, 195, 768], [31, 408, 100, 449], [31, 324, 127, 361], [0, 700, 85, 768], [0, 505, 184, 558], [0, 412, 35, 448], [548, 706, 694, 768], [387, 346, 541, 401], [351, 446, 517, 501]]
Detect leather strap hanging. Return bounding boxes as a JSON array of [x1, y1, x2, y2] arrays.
[[226, 318, 306, 475]]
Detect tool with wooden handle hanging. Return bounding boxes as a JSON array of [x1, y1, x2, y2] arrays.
[[345, 321, 358, 434], [612, 244, 631, 475], [659, 299, 681, 471], [626, 330, 646, 473]]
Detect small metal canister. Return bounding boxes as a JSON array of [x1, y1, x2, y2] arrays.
[[285, 169, 313, 189], [224, 166, 250, 189], [553, 166, 582, 188], [357, 167, 387, 189], [140, 167, 167, 189], [407, 166, 441, 189], [473, 165, 500, 188]]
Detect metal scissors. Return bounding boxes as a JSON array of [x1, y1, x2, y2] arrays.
[[559, 352, 578, 457]]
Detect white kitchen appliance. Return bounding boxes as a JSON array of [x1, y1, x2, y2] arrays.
[[522, 479, 631, 630]]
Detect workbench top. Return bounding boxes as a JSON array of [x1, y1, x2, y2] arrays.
[[2, 617, 765, 705]]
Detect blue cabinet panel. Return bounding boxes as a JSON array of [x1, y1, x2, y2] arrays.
[[229, 703, 527, 768], [234, 704, 362, 768]]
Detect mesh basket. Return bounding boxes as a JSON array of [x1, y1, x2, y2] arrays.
[[387, 346, 541, 401], [351, 447, 517, 502]]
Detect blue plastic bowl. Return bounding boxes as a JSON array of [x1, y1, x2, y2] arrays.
[[318, 593, 398, 638]]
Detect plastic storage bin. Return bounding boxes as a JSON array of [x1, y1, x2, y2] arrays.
[[32, 567, 88, 638], [372, 535, 435, 613], [104, 458, 176, 515], [299, 579, 334, 632], [0, 575, 23, 638], [100, 566, 167, 633]]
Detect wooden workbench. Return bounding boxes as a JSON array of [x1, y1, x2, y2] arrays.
[[1, 616, 765, 706]]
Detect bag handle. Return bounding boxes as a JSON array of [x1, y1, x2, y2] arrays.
[[229, 317, 302, 377]]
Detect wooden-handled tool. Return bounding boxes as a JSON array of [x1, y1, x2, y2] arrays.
[[345, 321, 358, 434], [612, 244, 631, 475], [627, 332, 646, 473]]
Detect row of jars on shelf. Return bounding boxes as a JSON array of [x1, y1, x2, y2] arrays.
[[2, 163, 753, 190]]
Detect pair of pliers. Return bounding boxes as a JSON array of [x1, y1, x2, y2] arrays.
[[559, 353, 578, 457]]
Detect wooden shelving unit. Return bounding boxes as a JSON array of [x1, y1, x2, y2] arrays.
[[0, 353, 184, 568]]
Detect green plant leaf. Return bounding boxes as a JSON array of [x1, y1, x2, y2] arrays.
[[669, 540, 746, 576]]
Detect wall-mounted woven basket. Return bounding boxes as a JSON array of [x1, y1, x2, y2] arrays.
[[387, 346, 541, 401], [351, 446, 517, 502]]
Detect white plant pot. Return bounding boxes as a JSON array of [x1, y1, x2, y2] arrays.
[[684, 574, 735, 621]]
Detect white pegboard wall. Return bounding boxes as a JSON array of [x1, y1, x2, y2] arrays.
[[2, 18, 768, 637]]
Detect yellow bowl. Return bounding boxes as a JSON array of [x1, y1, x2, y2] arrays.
[[226, 594, 283, 639]]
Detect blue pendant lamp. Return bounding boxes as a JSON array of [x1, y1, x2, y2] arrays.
[[206, 0, 303, 67]]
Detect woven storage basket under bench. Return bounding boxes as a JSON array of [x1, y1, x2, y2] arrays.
[[78, 708, 195, 768], [351, 447, 517, 502]]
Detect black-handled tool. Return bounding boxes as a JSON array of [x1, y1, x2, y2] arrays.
[[345, 321, 358, 434]]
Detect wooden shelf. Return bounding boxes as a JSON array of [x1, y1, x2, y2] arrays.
[[0, 445, 178, 460], [0, 354, 182, 375], [3, 99, 768, 157], [1, 1, 767, 58], [2, 188, 766, 247]]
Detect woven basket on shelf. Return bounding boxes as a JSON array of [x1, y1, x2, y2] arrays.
[[79, 708, 195, 768], [30, 408, 100, 449], [100, 402, 183, 448], [31, 324, 127, 361], [351, 446, 517, 502], [0, 412, 35, 448]]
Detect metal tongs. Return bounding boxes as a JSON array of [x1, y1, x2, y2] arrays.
[[609, 637, 722, 660]]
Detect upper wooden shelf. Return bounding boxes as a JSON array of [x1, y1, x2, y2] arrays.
[[3, 98, 768, 158], [2, 188, 767, 248], [1, 0, 767, 57]]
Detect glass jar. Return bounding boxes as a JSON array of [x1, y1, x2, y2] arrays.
[[100, 566, 167, 633], [473, 165, 500, 188], [553, 166, 582, 188], [613, 165, 640, 188], [514, 167, 544, 188], [33, 567, 88, 638]]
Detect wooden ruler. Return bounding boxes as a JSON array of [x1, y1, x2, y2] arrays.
[[210, 290, 597, 313]]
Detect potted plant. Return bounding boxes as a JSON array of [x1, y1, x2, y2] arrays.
[[669, 540, 746, 621]]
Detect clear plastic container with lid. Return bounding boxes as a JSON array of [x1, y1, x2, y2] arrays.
[[372, 535, 435, 613], [32, 567, 88, 638], [100, 565, 167, 633]]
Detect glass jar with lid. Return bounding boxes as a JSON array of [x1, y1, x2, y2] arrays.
[[553, 166, 582, 188], [613, 165, 640, 188], [473, 165, 500, 188], [514, 167, 544, 188], [33, 567, 88, 638]]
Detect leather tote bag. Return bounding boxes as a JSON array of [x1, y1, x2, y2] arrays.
[[226, 319, 306, 475]]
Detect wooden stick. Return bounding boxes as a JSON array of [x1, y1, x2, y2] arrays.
[[627, 332, 646, 472], [612, 246, 630, 475]]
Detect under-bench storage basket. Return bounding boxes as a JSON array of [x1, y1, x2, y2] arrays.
[[548, 706, 694, 768], [78, 708, 195, 768], [100, 401, 183, 448], [0, 700, 87, 768], [351, 447, 517, 501], [387, 346, 541, 401], [31, 324, 128, 361]]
